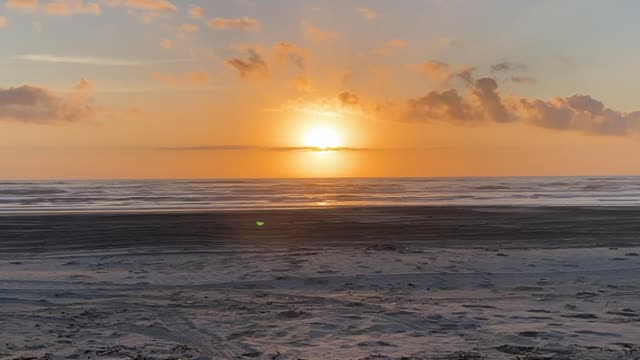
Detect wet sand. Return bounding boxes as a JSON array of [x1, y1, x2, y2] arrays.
[[1, 206, 640, 359]]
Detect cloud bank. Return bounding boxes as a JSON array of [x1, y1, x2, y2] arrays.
[[0, 78, 96, 124], [405, 71, 640, 136]]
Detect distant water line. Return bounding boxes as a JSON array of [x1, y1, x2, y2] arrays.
[[0, 177, 640, 213]]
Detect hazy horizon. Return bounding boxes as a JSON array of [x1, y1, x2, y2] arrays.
[[4, 173, 640, 182]]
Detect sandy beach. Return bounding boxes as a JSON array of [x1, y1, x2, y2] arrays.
[[1, 206, 640, 359]]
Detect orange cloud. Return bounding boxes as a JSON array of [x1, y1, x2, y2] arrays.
[[5, 0, 100, 15], [103, 0, 176, 12], [416, 60, 474, 85], [208, 17, 260, 30], [188, 4, 204, 19], [43, 1, 101, 15], [417, 60, 452, 84], [338, 91, 359, 106], [0, 16, 6, 28], [304, 22, 336, 41], [5, 0, 38, 10], [149, 71, 210, 86]]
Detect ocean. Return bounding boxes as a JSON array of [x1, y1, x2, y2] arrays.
[[0, 176, 639, 213]]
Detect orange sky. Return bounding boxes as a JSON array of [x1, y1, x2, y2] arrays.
[[1, 0, 640, 179]]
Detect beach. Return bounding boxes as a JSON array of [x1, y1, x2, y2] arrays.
[[1, 206, 640, 359]]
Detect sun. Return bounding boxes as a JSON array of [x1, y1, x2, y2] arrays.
[[303, 127, 342, 149]]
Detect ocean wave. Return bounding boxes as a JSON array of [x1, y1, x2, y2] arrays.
[[472, 185, 512, 190], [2, 177, 640, 212], [580, 184, 616, 191], [0, 188, 67, 196]]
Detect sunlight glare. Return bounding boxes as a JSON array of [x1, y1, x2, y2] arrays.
[[303, 127, 342, 149]]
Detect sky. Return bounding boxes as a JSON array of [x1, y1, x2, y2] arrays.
[[1, 0, 640, 179]]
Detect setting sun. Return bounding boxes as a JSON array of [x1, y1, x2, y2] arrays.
[[303, 127, 342, 149]]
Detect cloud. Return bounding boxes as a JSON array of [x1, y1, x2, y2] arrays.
[[179, 23, 198, 33], [6, 0, 100, 15], [273, 41, 306, 70], [0, 16, 6, 28], [517, 95, 640, 136], [491, 61, 527, 72], [226, 42, 307, 81], [376, 39, 407, 55], [0, 78, 96, 124], [304, 22, 336, 41], [148, 71, 210, 86], [456, 67, 476, 85], [160, 39, 172, 49], [187, 4, 204, 19], [404, 75, 640, 136], [102, 0, 176, 12], [355, 7, 378, 20], [440, 37, 462, 47], [45, 0, 101, 15], [226, 48, 269, 78], [405, 78, 514, 124], [5, 0, 38, 10], [416, 60, 453, 84], [14, 54, 149, 66], [338, 91, 359, 106], [407, 89, 474, 124], [415, 60, 475, 86], [208, 16, 260, 30], [14, 54, 187, 66], [472, 78, 512, 123], [510, 76, 537, 84]]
